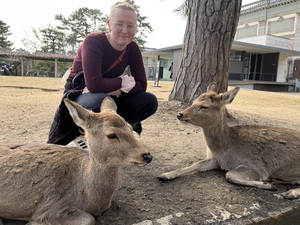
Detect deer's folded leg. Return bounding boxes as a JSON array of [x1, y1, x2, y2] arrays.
[[225, 165, 276, 190]]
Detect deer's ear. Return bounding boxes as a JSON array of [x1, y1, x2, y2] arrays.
[[207, 82, 218, 93], [220, 86, 240, 105], [64, 98, 90, 129], [101, 96, 117, 112]]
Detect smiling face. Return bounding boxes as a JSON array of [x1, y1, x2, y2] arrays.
[[107, 8, 137, 51]]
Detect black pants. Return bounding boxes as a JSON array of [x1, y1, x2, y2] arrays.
[[75, 91, 158, 125], [47, 91, 158, 145], [48, 71, 158, 145]]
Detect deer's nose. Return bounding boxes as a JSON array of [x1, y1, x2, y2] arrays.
[[177, 113, 183, 120], [143, 153, 152, 164]]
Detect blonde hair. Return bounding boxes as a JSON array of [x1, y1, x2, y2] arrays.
[[109, 1, 136, 20]]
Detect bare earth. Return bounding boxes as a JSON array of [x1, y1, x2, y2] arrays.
[[1, 76, 300, 225]]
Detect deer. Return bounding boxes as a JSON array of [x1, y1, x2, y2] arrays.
[[158, 82, 300, 199], [0, 97, 152, 225]]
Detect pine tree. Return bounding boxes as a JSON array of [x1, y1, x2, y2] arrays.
[[0, 20, 13, 49], [126, 0, 153, 49], [55, 7, 107, 54], [170, 0, 242, 103]]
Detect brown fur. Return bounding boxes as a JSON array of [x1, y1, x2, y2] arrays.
[[0, 97, 152, 225], [158, 82, 300, 199]]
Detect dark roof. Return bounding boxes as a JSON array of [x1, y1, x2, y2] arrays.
[[142, 41, 300, 59], [0, 49, 74, 62]]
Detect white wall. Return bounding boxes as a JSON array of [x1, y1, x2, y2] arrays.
[[238, 35, 290, 49], [277, 53, 288, 82]]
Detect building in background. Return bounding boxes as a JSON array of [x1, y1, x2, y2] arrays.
[[237, 0, 300, 82], [142, 0, 300, 91]]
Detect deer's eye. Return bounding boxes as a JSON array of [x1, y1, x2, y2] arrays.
[[198, 105, 208, 110], [107, 133, 118, 139]]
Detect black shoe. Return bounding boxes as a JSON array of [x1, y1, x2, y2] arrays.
[[132, 122, 142, 135]]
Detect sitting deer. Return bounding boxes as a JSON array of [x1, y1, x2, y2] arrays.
[[158, 82, 300, 199], [0, 97, 152, 225]]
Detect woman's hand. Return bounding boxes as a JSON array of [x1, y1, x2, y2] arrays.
[[120, 76, 136, 93], [82, 87, 90, 94]]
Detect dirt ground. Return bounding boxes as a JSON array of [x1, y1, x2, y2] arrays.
[[1, 76, 300, 225]]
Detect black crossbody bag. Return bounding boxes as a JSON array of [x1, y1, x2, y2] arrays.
[[47, 48, 126, 145]]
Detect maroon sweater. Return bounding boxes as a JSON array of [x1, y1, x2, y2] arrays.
[[72, 32, 147, 95]]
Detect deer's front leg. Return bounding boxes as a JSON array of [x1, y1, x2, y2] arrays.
[[157, 158, 219, 181]]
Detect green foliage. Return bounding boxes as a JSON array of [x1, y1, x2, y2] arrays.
[[26, 60, 72, 77], [0, 20, 13, 49], [34, 60, 53, 76], [22, 0, 152, 54], [22, 25, 67, 54], [126, 0, 153, 50], [40, 25, 66, 53], [174, 0, 188, 17], [55, 7, 107, 54]]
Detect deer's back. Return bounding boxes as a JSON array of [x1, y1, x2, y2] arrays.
[[215, 125, 300, 178], [0, 143, 87, 219]]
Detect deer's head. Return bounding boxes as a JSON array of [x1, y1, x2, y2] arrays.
[[177, 82, 240, 127], [64, 97, 152, 166]]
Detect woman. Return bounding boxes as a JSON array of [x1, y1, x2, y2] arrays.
[[48, 1, 158, 146]]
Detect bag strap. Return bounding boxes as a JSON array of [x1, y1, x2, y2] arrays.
[[103, 47, 127, 75]]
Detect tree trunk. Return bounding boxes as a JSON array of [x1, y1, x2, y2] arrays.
[[169, 0, 242, 103]]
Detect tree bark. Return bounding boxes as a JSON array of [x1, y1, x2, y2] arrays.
[[169, 0, 242, 103]]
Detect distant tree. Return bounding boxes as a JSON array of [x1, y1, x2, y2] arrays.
[[55, 1, 153, 52], [22, 25, 66, 54], [21, 25, 70, 77], [0, 20, 13, 49], [22, 30, 41, 53], [126, 0, 153, 49], [170, 0, 242, 103], [39, 25, 66, 53], [21, 1, 152, 54], [55, 7, 107, 54]]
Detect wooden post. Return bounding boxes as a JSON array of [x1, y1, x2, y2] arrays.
[[55, 59, 59, 78], [21, 57, 24, 76], [153, 55, 161, 87]]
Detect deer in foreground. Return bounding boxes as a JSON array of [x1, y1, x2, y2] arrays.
[[0, 97, 152, 225], [158, 82, 300, 199]]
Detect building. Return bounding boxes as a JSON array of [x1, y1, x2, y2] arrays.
[[142, 0, 300, 91], [237, 0, 300, 82]]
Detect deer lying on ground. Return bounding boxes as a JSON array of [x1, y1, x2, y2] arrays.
[[0, 97, 152, 225], [158, 82, 300, 199]]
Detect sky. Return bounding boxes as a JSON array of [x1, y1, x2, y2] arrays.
[[2, 0, 256, 50]]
